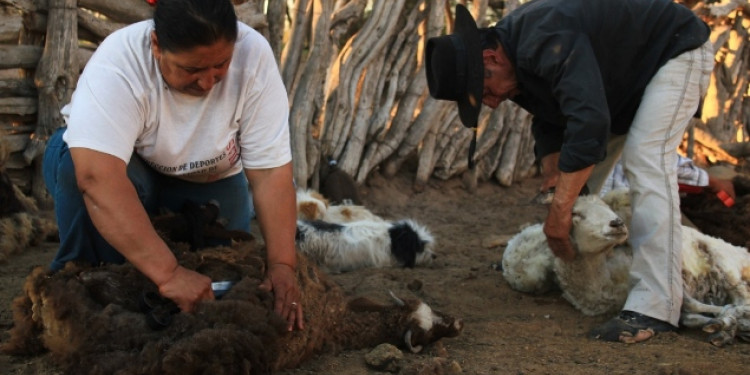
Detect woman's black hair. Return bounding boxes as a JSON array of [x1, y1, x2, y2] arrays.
[[153, 0, 238, 52]]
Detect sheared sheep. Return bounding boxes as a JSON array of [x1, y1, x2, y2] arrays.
[[0, 140, 58, 262], [296, 218, 436, 273], [1, 237, 462, 374], [502, 191, 750, 346]]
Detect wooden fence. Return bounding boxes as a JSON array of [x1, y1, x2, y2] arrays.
[[0, 0, 748, 207]]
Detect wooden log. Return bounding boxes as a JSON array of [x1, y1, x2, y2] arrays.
[[343, 6, 424, 177], [0, 78, 36, 97], [26, 0, 78, 206], [0, 97, 36, 115], [415, 110, 457, 191], [382, 98, 451, 178], [3, 150, 30, 169], [280, 0, 311, 92], [78, 0, 153, 24], [337, 49, 386, 177], [77, 8, 127, 41], [0, 7, 23, 44], [1, 132, 30, 153], [0, 45, 43, 69], [265, 0, 286, 62], [494, 112, 531, 186], [235, 2, 268, 33], [720, 141, 750, 158], [288, 0, 334, 186], [0, 0, 38, 12], [0, 119, 34, 134], [331, 0, 408, 163]]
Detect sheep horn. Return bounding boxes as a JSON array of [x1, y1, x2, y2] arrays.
[[388, 290, 405, 306], [403, 330, 423, 353]]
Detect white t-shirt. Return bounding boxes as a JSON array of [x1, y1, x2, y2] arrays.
[[62, 21, 291, 183]]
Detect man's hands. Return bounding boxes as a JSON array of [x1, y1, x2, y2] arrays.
[[156, 265, 214, 312], [544, 203, 576, 262], [540, 163, 595, 263], [259, 263, 304, 331]]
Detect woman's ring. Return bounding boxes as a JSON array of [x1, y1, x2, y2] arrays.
[[291, 302, 298, 307]]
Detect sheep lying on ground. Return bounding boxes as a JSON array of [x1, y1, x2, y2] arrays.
[[1, 237, 462, 374], [502, 195, 631, 315], [0, 140, 57, 261], [502, 191, 750, 346], [295, 188, 436, 273], [296, 188, 383, 223], [296, 218, 436, 273]]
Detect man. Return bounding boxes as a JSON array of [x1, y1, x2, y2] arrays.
[[425, 0, 712, 343], [43, 0, 303, 331]]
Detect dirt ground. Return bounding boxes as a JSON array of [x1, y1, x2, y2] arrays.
[[1, 166, 750, 375]]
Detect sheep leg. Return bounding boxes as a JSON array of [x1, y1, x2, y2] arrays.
[[682, 294, 725, 316], [679, 312, 713, 329], [708, 330, 735, 347], [681, 295, 742, 345]]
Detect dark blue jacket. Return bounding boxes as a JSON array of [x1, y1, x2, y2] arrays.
[[490, 0, 709, 172]]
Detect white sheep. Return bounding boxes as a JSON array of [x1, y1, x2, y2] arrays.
[[501, 194, 630, 315], [502, 190, 750, 345]]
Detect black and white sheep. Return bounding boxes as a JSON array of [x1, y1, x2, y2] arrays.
[[1, 237, 462, 374], [502, 191, 750, 346], [295, 218, 436, 273], [295, 188, 436, 273]]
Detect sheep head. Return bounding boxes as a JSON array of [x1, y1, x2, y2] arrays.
[[570, 195, 628, 254], [389, 291, 463, 353]]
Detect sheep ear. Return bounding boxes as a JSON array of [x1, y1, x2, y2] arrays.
[[571, 211, 583, 225], [403, 330, 423, 353], [389, 290, 405, 306]]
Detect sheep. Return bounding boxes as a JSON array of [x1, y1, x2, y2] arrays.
[[296, 218, 436, 273], [294, 187, 435, 273], [1, 237, 463, 374], [296, 187, 384, 223], [502, 190, 750, 346], [0, 139, 58, 262], [501, 194, 631, 315], [318, 156, 362, 205]]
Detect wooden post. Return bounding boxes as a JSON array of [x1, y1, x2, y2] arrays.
[[24, 0, 78, 207]]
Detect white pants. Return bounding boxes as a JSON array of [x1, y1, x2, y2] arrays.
[[587, 40, 714, 325]]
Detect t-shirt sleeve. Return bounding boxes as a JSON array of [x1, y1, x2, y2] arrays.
[[237, 36, 292, 170], [62, 64, 144, 163]]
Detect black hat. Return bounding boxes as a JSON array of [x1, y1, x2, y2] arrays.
[[425, 4, 483, 129]]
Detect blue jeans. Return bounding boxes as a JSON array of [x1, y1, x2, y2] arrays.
[[42, 128, 254, 271]]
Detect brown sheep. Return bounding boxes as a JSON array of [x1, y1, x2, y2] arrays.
[[1, 237, 462, 374], [0, 140, 58, 262]]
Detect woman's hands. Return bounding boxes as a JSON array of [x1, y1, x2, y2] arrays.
[[260, 263, 304, 331]]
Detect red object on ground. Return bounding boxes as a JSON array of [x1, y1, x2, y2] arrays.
[[716, 190, 735, 207], [146, 0, 157, 5]]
